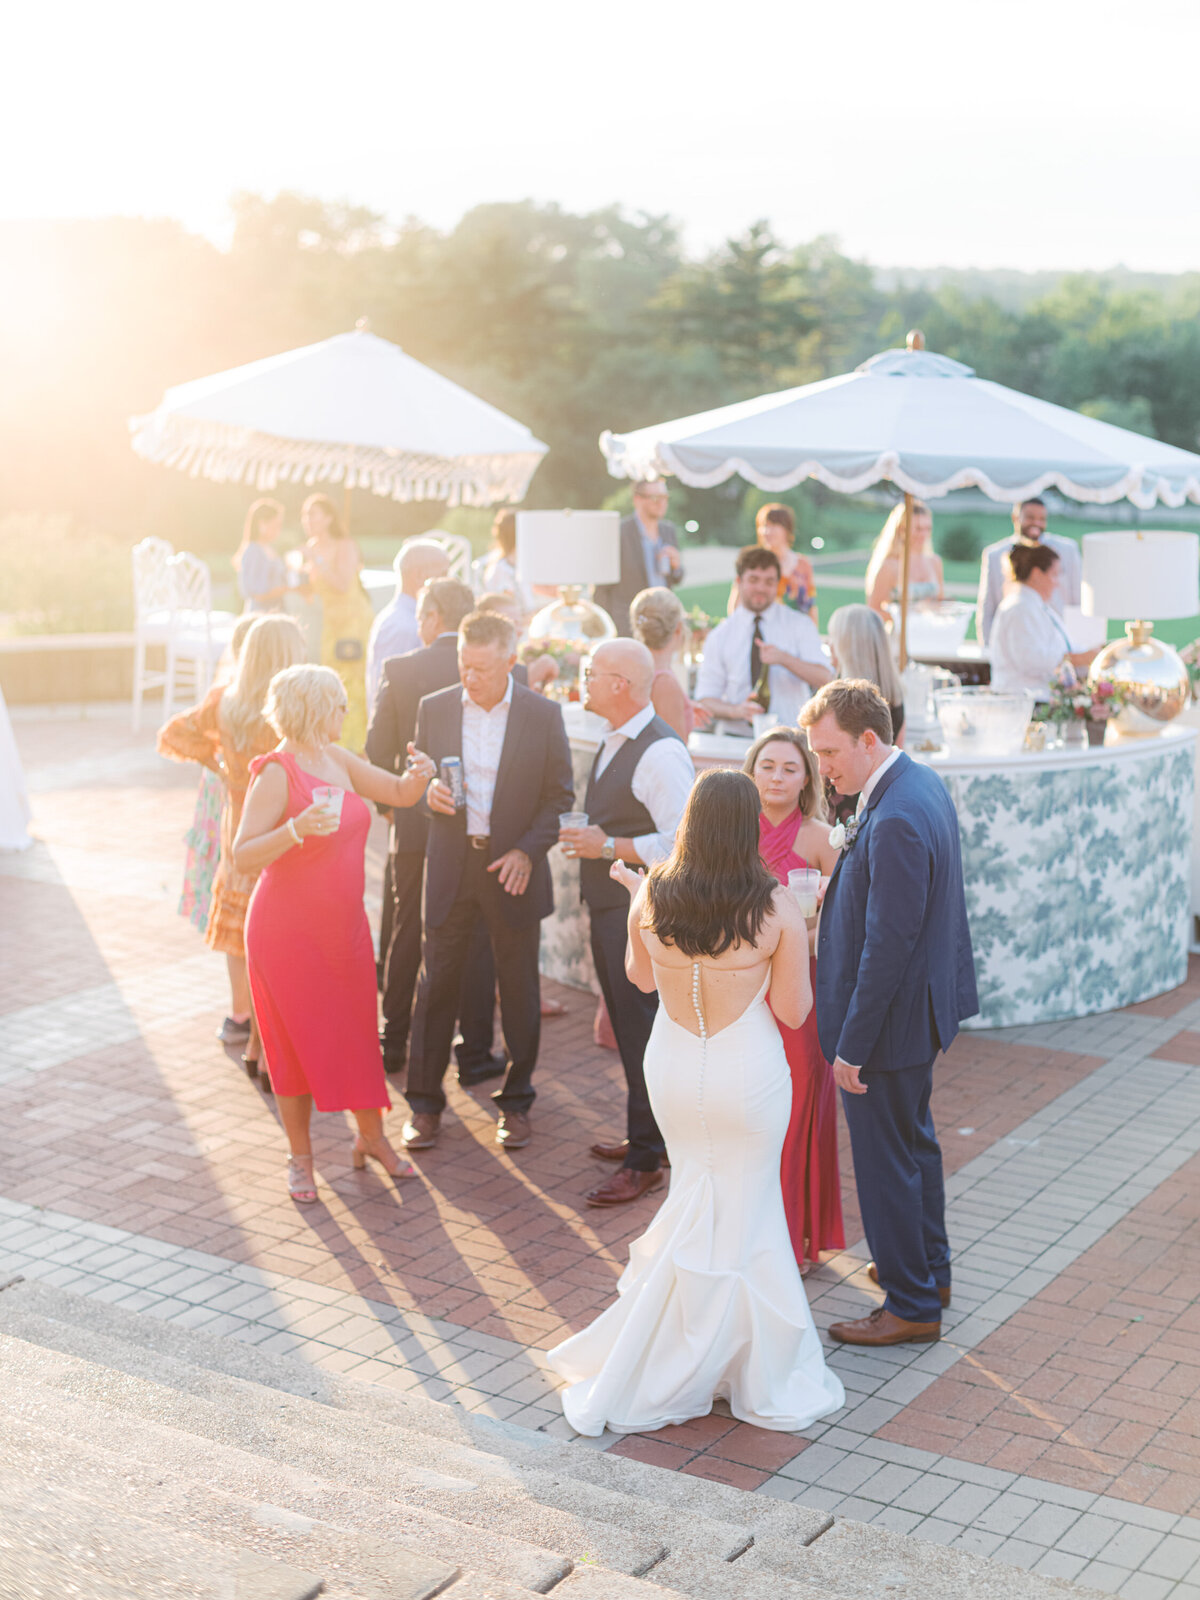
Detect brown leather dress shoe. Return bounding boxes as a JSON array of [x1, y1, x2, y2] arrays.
[[829, 1307, 940, 1346], [867, 1262, 951, 1308], [586, 1168, 664, 1207], [589, 1138, 669, 1168], [400, 1113, 440, 1150], [495, 1111, 531, 1149]]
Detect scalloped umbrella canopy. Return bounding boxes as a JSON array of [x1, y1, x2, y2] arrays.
[[601, 348, 1200, 510], [131, 329, 548, 507]]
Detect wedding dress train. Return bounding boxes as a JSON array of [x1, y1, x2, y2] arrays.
[[549, 965, 845, 1435], [0, 684, 31, 851]]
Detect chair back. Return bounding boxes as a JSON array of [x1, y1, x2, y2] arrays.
[[131, 537, 174, 623], [430, 532, 473, 585], [168, 550, 213, 619]]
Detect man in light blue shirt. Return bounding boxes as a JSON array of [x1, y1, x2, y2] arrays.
[[366, 538, 450, 708]]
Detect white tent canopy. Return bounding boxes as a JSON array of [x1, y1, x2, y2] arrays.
[[601, 348, 1200, 510], [131, 329, 548, 507]]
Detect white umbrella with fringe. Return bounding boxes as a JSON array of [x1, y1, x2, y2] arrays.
[[131, 324, 547, 511]]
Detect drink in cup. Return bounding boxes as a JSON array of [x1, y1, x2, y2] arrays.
[[559, 812, 589, 856], [787, 867, 821, 919], [312, 785, 345, 828], [440, 757, 466, 810]]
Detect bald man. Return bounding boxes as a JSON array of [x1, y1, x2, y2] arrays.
[[366, 538, 452, 706], [559, 639, 696, 1205]]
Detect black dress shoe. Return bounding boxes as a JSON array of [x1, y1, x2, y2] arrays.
[[457, 1051, 507, 1088]]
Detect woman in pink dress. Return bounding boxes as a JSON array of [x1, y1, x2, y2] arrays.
[[234, 665, 436, 1203], [744, 728, 844, 1273]]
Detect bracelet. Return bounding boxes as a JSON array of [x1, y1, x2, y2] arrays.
[[285, 817, 303, 847]]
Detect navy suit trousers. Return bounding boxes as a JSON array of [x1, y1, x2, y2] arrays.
[[840, 1057, 949, 1323], [588, 905, 665, 1171]]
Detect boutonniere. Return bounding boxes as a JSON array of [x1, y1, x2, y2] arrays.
[[829, 815, 862, 853]]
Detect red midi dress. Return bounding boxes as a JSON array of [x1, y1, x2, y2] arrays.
[[244, 752, 389, 1111], [759, 809, 845, 1266]]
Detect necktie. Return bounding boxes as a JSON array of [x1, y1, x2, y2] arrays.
[[750, 616, 763, 691]]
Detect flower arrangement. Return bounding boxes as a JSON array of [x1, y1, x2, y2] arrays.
[[1179, 639, 1200, 700], [1044, 665, 1128, 726], [686, 605, 715, 635]]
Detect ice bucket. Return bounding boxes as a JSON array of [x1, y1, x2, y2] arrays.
[[886, 600, 974, 658], [933, 687, 1036, 757]]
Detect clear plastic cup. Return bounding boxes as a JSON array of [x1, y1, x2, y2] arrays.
[[788, 867, 821, 918], [312, 785, 345, 828], [559, 812, 589, 829]]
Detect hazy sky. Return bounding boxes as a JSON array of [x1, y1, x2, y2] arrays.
[[6, 0, 1200, 272]]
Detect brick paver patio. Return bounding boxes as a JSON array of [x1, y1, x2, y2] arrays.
[[3, 705, 1200, 1597]]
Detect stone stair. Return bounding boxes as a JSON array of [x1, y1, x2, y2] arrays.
[[0, 1278, 1101, 1600]]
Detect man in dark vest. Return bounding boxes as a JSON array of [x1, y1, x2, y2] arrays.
[[559, 639, 695, 1205]]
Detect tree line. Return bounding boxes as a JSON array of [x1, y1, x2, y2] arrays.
[[3, 193, 1200, 555]]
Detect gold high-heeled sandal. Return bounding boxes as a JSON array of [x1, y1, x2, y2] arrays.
[[286, 1156, 318, 1204], [352, 1135, 417, 1179]]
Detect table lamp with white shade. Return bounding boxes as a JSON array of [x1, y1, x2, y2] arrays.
[[1082, 530, 1199, 729], [516, 510, 621, 646]]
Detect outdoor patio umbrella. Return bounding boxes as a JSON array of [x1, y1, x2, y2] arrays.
[[131, 325, 548, 509], [601, 332, 1200, 663]]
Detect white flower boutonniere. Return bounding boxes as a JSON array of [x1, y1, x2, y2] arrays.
[[828, 822, 846, 850], [833, 815, 863, 853]]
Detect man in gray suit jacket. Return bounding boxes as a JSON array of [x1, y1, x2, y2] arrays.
[[594, 480, 684, 636], [976, 498, 1081, 646]]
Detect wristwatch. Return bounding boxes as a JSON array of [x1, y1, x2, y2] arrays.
[[601, 836, 616, 861]]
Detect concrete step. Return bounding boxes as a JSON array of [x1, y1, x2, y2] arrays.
[[0, 1482, 327, 1600], [0, 1361, 572, 1595], [0, 1327, 664, 1580], [0, 1282, 1104, 1600], [1, 1415, 467, 1600], [0, 1278, 829, 1551]]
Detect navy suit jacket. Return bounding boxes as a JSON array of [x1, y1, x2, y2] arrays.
[[414, 680, 574, 930], [816, 752, 979, 1072], [594, 515, 683, 637], [365, 635, 526, 854]]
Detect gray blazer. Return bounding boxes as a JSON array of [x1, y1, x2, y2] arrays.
[[594, 515, 683, 637]]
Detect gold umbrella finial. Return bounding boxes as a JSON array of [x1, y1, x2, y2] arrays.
[[906, 328, 925, 351]]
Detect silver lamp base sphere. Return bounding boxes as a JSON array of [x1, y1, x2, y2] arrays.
[[527, 585, 617, 648], [1088, 621, 1190, 734]]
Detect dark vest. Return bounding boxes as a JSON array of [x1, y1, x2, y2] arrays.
[[581, 714, 683, 911]]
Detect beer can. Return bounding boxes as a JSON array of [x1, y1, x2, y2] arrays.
[[440, 756, 466, 810]]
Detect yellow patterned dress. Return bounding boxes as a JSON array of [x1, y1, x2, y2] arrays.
[[312, 570, 375, 750]]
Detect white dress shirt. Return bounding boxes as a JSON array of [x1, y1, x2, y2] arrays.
[[976, 533, 1081, 646], [461, 676, 513, 836], [988, 585, 1073, 699], [594, 703, 695, 866], [855, 746, 902, 816], [695, 602, 828, 726], [366, 592, 419, 707]]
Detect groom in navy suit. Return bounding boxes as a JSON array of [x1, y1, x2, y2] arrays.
[[801, 680, 978, 1345]]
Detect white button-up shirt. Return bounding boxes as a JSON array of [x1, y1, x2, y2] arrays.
[[594, 703, 696, 866], [461, 676, 513, 836], [695, 602, 827, 726], [976, 533, 1081, 646], [366, 591, 419, 707], [988, 584, 1074, 699]]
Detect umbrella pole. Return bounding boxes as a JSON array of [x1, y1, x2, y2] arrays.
[[898, 491, 914, 672], [342, 483, 353, 533]]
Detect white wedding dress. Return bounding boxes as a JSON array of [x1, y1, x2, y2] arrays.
[[549, 961, 845, 1435]]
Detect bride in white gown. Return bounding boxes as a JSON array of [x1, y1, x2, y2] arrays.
[[0, 682, 32, 851], [549, 769, 844, 1436]]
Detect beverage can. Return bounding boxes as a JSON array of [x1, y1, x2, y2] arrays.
[[440, 757, 466, 810]]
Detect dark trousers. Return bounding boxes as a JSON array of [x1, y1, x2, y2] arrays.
[[381, 849, 496, 1071], [588, 904, 665, 1172], [407, 850, 541, 1116], [841, 1056, 949, 1323]]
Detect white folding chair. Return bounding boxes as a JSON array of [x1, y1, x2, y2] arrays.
[[430, 532, 474, 585], [162, 552, 237, 720], [131, 537, 175, 731]]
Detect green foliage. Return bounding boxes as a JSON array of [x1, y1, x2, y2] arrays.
[[7, 196, 1200, 614], [0, 515, 133, 635]]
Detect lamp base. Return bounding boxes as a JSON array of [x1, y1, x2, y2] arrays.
[[1088, 620, 1189, 734], [527, 586, 617, 648]]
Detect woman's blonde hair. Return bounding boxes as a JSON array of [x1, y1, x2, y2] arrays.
[[221, 616, 305, 749], [263, 664, 347, 746], [232, 497, 284, 571], [743, 727, 827, 822], [865, 501, 931, 599], [629, 586, 685, 652], [829, 604, 903, 707]]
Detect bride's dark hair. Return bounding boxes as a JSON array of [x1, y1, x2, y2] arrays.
[[644, 769, 779, 957]]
